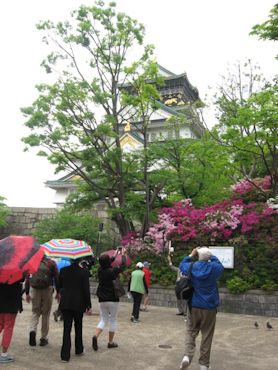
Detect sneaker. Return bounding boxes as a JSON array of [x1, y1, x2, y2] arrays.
[[92, 336, 98, 351], [75, 351, 85, 356], [0, 354, 15, 363], [130, 315, 134, 322], [180, 355, 190, 369], [107, 342, 118, 348], [39, 338, 48, 346], [29, 331, 36, 346], [61, 359, 69, 363], [131, 318, 140, 323], [176, 312, 184, 316]]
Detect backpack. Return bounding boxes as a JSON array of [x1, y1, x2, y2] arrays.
[[30, 259, 52, 289], [175, 262, 194, 301]]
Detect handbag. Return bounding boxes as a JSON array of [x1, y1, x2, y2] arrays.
[[112, 277, 126, 298], [175, 262, 194, 301]]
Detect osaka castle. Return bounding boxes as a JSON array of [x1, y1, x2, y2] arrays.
[[46, 65, 205, 206]]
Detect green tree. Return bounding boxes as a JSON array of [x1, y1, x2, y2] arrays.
[[211, 61, 278, 197], [120, 62, 165, 236], [149, 130, 234, 206], [33, 208, 100, 247], [251, 3, 278, 57], [0, 196, 9, 229], [21, 1, 161, 237]]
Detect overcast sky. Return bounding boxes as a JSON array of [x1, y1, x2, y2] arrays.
[[0, 0, 277, 208]]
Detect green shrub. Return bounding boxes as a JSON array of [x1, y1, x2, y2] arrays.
[[0, 196, 9, 228], [33, 209, 101, 247], [226, 277, 251, 294], [260, 280, 278, 291]]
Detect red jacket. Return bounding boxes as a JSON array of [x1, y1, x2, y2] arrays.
[[142, 267, 151, 288]]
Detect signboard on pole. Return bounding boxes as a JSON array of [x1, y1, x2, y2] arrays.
[[209, 246, 234, 269]]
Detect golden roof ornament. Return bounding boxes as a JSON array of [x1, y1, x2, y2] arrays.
[[124, 122, 131, 132]]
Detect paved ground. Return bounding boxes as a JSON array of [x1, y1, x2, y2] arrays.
[[4, 300, 278, 370]]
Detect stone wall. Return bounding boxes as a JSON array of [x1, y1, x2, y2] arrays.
[[219, 288, 278, 317], [0, 207, 56, 238], [91, 283, 278, 317]]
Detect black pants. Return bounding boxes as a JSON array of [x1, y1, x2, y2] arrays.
[[131, 291, 143, 320], [61, 310, 84, 361]]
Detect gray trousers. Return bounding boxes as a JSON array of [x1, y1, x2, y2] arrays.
[[29, 286, 54, 339], [177, 298, 187, 314], [184, 307, 217, 367]]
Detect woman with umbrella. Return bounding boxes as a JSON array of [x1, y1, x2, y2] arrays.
[[0, 280, 23, 363], [0, 236, 44, 363], [92, 247, 128, 351]]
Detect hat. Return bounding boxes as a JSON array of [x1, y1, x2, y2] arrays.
[[198, 247, 212, 261], [143, 261, 151, 268], [136, 262, 144, 269]]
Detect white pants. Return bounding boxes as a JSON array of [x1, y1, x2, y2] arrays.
[[97, 302, 119, 332]]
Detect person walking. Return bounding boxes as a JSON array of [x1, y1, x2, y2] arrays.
[[0, 280, 23, 363], [178, 247, 224, 370], [53, 258, 71, 322], [59, 258, 92, 362], [25, 255, 60, 347], [128, 262, 148, 323], [141, 261, 152, 312], [92, 248, 127, 351], [167, 254, 187, 316]]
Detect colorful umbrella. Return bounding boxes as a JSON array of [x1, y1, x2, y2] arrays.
[[102, 249, 131, 267], [0, 235, 44, 284], [42, 239, 93, 260]]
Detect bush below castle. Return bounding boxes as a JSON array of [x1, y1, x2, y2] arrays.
[[121, 176, 278, 293]]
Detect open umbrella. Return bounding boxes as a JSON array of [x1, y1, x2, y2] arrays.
[[102, 249, 131, 267], [0, 235, 44, 284], [42, 239, 93, 260]]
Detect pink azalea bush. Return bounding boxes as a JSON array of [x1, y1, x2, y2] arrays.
[[120, 178, 278, 291], [231, 176, 272, 201], [122, 195, 277, 255]]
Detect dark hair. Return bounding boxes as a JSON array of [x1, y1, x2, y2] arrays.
[[98, 254, 111, 269]]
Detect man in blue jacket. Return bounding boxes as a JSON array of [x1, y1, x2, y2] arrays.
[[179, 247, 224, 370]]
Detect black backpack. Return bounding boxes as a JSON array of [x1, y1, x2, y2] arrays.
[[30, 259, 52, 289], [175, 262, 194, 301]]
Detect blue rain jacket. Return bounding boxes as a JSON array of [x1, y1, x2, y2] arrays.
[[57, 258, 71, 272], [179, 255, 224, 309]]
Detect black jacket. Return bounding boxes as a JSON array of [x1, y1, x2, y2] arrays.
[[96, 256, 126, 302], [59, 263, 91, 313], [0, 281, 23, 313]]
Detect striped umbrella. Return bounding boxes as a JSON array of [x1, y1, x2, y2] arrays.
[[42, 239, 93, 260]]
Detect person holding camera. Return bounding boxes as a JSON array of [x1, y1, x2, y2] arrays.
[[178, 247, 224, 370], [92, 247, 127, 351]]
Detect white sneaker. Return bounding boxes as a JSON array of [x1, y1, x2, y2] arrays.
[[200, 366, 209, 370], [179, 355, 190, 369]]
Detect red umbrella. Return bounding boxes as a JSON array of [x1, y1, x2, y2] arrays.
[[0, 235, 44, 284], [101, 249, 131, 267]]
